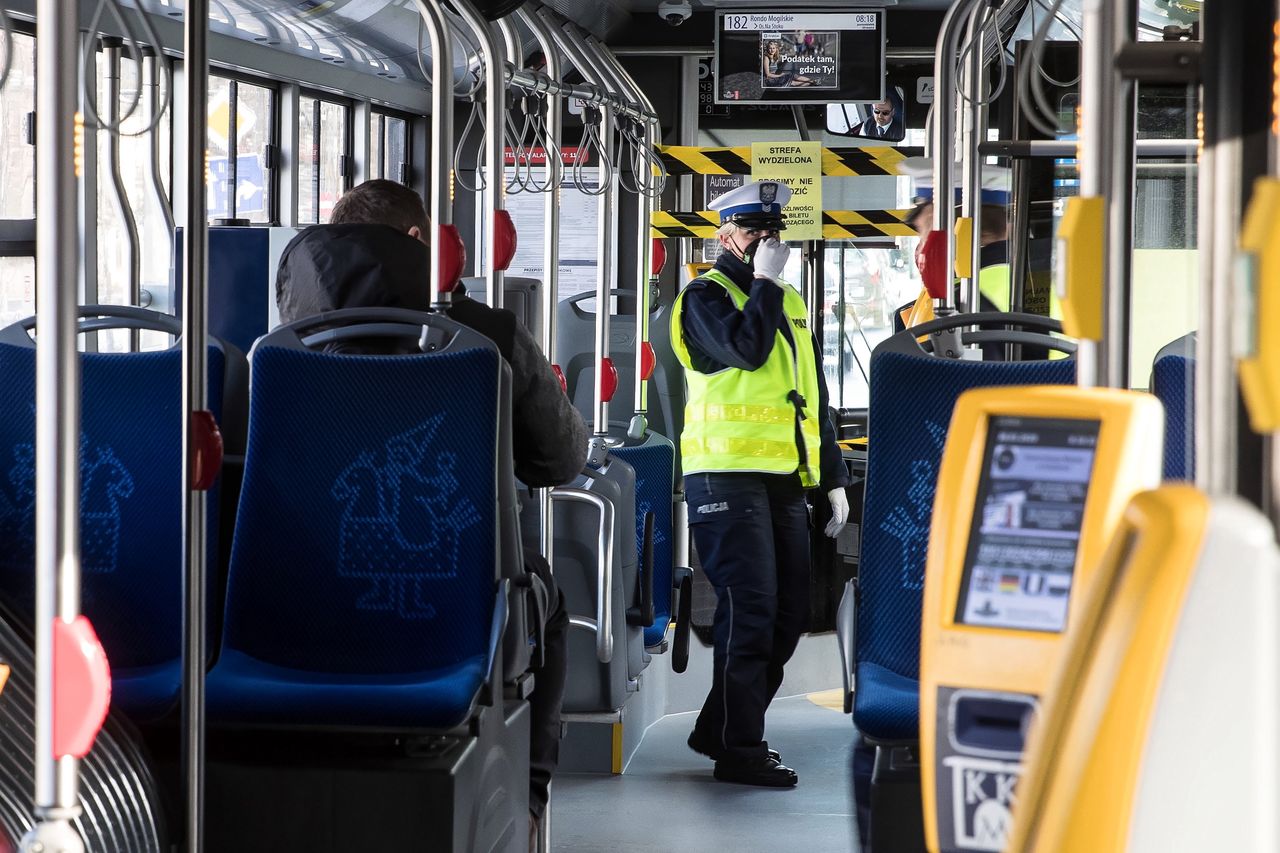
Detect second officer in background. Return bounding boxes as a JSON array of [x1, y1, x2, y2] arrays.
[[671, 180, 850, 788]]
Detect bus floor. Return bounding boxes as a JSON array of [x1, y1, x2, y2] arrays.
[[551, 691, 860, 852]]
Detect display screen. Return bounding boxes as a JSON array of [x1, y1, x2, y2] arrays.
[[954, 416, 1101, 633], [714, 11, 885, 105]]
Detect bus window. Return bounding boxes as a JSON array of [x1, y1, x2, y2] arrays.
[[0, 31, 35, 329], [206, 76, 274, 225], [0, 31, 34, 219], [95, 52, 174, 352], [822, 243, 920, 409], [370, 111, 410, 184], [298, 95, 351, 224], [0, 257, 35, 330]]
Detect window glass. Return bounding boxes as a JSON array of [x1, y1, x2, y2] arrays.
[[386, 116, 408, 183], [0, 32, 36, 218], [0, 257, 35, 329], [233, 81, 273, 223], [96, 53, 172, 352], [370, 115, 384, 179], [318, 100, 348, 222], [822, 244, 920, 408], [298, 97, 318, 224], [208, 76, 274, 223]]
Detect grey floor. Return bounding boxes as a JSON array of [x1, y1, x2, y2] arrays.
[[552, 694, 861, 852]]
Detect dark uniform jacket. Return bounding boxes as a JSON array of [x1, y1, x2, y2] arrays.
[[679, 252, 850, 492], [275, 223, 589, 488]]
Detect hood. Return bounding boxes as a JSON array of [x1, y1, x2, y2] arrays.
[[275, 223, 435, 326]]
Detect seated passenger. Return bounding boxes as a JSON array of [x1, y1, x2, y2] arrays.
[[275, 179, 589, 847]]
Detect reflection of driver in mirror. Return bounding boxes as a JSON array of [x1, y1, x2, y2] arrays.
[[857, 99, 903, 140], [762, 41, 816, 88]]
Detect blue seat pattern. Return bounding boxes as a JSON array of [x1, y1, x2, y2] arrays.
[[0, 342, 226, 719], [611, 438, 676, 647], [1152, 352, 1194, 481], [207, 344, 502, 729], [854, 350, 1074, 740]]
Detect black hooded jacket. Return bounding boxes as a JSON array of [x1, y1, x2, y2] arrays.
[[275, 223, 589, 488]]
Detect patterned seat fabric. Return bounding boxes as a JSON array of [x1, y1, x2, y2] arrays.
[[0, 342, 227, 719], [207, 343, 506, 728], [1151, 333, 1195, 482], [853, 348, 1074, 740]]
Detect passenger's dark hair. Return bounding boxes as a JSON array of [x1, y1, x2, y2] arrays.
[[330, 179, 430, 235]]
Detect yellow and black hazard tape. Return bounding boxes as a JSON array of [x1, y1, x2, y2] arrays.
[[656, 145, 924, 177], [651, 210, 917, 240]]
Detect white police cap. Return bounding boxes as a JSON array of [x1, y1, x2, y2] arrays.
[[897, 156, 1011, 206], [708, 180, 793, 226]]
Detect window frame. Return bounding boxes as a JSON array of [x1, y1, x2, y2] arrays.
[[208, 68, 280, 225], [370, 105, 414, 185], [298, 89, 354, 224]]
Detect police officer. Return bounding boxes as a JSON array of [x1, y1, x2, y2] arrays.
[[893, 157, 1019, 330], [671, 180, 850, 788]]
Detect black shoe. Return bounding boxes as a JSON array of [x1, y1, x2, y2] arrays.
[[713, 757, 798, 788], [687, 730, 780, 764]]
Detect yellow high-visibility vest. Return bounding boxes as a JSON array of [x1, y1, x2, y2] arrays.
[[671, 269, 822, 487]]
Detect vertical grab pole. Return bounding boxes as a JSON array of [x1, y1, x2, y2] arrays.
[[102, 37, 142, 350], [960, 4, 986, 315], [519, 6, 563, 561], [544, 13, 615, 436], [142, 48, 176, 238], [1077, 0, 1115, 388], [932, 0, 983, 314], [412, 0, 455, 308], [585, 35, 659, 440], [453, 0, 507, 310], [1104, 0, 1137, 390], [179, 1, 210, 850], [24, 0, 85, 849]]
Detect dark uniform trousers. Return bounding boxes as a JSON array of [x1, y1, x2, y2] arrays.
[[685, 471, 811, 764]]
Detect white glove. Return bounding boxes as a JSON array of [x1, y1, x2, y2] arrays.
[[824, 488, 849, 538], [752, 237, 791, 283]]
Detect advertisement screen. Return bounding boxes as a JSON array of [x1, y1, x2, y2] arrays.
[[715, 11, 885, 105], [954, 416, 1101, 633]]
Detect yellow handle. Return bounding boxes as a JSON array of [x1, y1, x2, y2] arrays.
[[954, 217, 973, 279], [1237, 177, 1280, 432], [1055, 196, 1105, 341]]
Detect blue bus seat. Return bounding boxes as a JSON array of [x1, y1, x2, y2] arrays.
[[1151, 332, 1195, 481], [206, 309, 523, 729], [610, 433, 678, 649], [0, 307, 233, 720], [556, 290, 684, 451], [853, 315, 1075, 742]]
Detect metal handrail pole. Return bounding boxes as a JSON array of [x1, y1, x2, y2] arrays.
[[411, 0, 456, 307], [453, 0, 508, 309], [585, 36, 659, 436], [932, 0, 985, 313], [517, 4, 563, 560], [25, 0, 85, 847], [540, 10, 616, 436], [179, 1, 211, 850], [102, 37, 143, 350]]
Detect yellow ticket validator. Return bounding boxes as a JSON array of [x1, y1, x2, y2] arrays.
[[918, 385, 1163, 853]]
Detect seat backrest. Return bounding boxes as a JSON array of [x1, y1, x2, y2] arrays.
[[0, 334, 227, 676], [610, 432, 676, 647], [221, 313, 510, 676], [460, 276, 544, 342], [556, 291, 684, 445], [855, 346, 1075, 687], [1150, 332, 1195, 481]]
